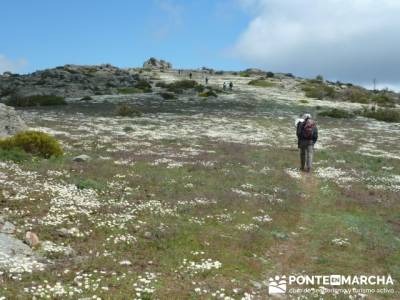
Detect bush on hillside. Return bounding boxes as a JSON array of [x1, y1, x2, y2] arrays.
[[155, 81, 168, 88], [134, 80, 152, 92], [302, 81, 336, 99], [266, 72, 275, 78], [159, 92, 176, 100], [248, 79, 276, 88], [360, 108, 400, 123], [166, 80, 199, 94], [199, 90, 218, 98], [319, 108, 354, 118], [372, 93, 396, 107], [0, 131, 63, 158], [7, 95, 67, 107], [117, 87, 143, 94], [341, 87, 370, 104], [81, 96, 93, 101], [115, 104, 142, 117]]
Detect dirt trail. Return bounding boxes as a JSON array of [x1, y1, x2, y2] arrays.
[[266, 173, 321, 277]]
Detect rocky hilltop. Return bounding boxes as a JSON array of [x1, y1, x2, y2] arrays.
[[143, 57, 172, 70], [0, 64, 140, 99]]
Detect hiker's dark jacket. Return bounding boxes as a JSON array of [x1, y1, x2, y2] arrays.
[[296, 119, 318, 148]]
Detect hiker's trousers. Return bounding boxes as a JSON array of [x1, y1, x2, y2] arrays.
[[300, 144, 314, 171]]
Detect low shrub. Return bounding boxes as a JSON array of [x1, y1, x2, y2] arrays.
[[372, 93, 396, 107], [123, 126, 134, 132], [319, 108, 354, 118], [266, 71, 275, 78], [299, 99, 309, 104], [81, 96, 93, 101], [199, 90, 218, 98], [134, 80, 152, 92], [116, 104, 142, 117], [195, 84, 205, 93], [166, 80, 199, 93], [159, 92, 176, 100], [360, 108, 400, 123], [117, 87, 143, 94], [248, 79, 275, 88], [342, 87, 370, 104], [155, 81, 168, 88], [7, 95, 66, 107], [239, 72, 250, 77], [302, 82, 336, 99], [0, 148, 31, 163], [76, 179, 105, 190], [0, 131, 63, 158]]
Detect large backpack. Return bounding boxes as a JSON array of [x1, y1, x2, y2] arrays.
[[302, 119, 316, 140]]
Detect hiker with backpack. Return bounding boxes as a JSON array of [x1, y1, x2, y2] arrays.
[[296, 113, 318, 172]]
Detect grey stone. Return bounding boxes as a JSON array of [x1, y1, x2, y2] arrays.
[[0, 233, 32, 256], [143, 58, 172, 70], [0, 233, 46, 274], [0, 104, 27, 137], [0, 221, 15, 234], [56, 228, 71, 237], [72, 154, 91, 162]]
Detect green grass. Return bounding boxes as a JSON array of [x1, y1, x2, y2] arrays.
[[0, 148, 31, 163]]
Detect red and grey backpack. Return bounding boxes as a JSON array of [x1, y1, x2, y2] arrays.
[[302, 119, 316, 140]]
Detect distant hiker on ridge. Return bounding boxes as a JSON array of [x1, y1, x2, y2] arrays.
[[229, 81, 233, 90], [223, 82, 227, 91], [189, 72, 192, 79], [205, 77, 209, 85], [296, 113, 318, 172]]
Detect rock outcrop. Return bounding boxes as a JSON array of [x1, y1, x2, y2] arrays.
[[0, 218, 46, 276], [0, 64, 140, 99], [0, 103, 27, 137], [143, 58, 172, 70]]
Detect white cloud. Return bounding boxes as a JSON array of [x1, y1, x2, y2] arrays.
[[151, 0, 184, 40], [0, 54, 28, 74], [232, 0, 400, 86]]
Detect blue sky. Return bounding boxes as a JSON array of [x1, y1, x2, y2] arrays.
[[0, 0, 250, 73], [1, 0, 399, 89]]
